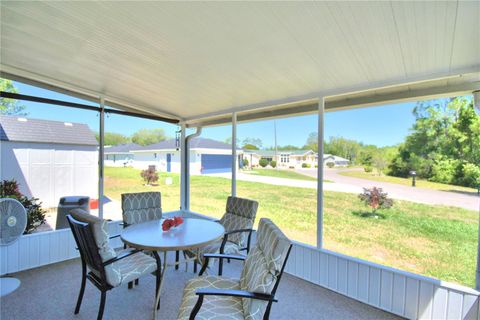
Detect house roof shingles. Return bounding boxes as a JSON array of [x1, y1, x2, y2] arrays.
[[104, 143, 141, 153], [0, 115, 98, 146], [133, 137, 233, 151]]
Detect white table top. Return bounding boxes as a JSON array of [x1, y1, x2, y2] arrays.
[[121, 218, 225, 251]]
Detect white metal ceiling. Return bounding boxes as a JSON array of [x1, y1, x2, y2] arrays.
[[1, 1, 479, 123]]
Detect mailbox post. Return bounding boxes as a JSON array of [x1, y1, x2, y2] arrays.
[[409, 170, 417, 187]]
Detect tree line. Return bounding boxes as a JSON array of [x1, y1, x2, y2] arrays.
[[95, 128, 169, 146], [305, 97, 480, 188]]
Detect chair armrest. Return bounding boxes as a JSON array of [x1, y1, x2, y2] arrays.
[[199, 253, 246, 276], [220, 228, 254, 254], [189, 289, 276, 319], [224, 228, 253, 236], [196, 288, 277, 302], [103, 249, 141, 266], [203, 253, 246, 261]]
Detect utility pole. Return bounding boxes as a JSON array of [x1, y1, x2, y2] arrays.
[[274, 120, 278, 170]]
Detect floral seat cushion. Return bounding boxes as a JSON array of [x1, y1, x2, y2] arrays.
[[177, 276, 243, 320]]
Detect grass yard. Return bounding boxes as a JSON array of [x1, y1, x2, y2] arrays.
[[105, 166, 477, 288], [242, 168, 317, 181], [338, 170, 478, 193]]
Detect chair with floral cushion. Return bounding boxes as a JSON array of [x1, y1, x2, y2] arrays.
[[121, 191, 162, 226], [186, 196, 259, 275], [177, 218, 292, 320], [67, 209, 161, 320]]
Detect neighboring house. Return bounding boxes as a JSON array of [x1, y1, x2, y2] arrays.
[[244, 149, 317, 168], [0, 115, 98, 207], [104, 143, 140, 167], [243, 150, 350, 168], [131, 137, 243, 174], [323, 154, 350, 167]]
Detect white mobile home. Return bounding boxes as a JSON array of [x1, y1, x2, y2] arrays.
[[131, 137, 243, 174], [104, 143, 140, 167]]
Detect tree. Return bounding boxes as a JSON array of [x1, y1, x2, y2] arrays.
[[242, 143, 259, 150], [242, 137, 262, 149], [388, 97, 480, 187], [325, 136, 362, 163], [131, 128, 168, 146], [304, 132, 318, 152], [224, 137, 240, 145], [277, 145, 301, 151], [0, 78, 27, 115], [95, 132, 130, 146]]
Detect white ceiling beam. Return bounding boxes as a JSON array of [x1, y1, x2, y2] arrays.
[[184, 67, 480, 126], [186, 79, 480, 127], [0, 64, 183, 121]]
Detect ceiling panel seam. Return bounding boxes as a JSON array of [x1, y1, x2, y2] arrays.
[[448, 0, 460, 73], [389, 1, 408, 79]]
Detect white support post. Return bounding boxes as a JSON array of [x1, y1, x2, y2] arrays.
[[474, 90, 480, 291], [317, 97, 325, 248], [98, 97, 105, 219], [232, 112, 237, 197], [180, 123, 187, 212]]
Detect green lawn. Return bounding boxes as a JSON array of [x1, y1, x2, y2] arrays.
[[242, 168, 317, 181], [105, 166, 477, 288], [338, 170, 478, 193]]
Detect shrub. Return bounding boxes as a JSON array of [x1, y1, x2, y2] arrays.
[[141, 166, 159, 185], [270, 160, 277, 168], [242, 158, 249, 167], [358, 187, 393, 215], [364, 166, 373, 173], [459, 163, 480, 188], [259, 159, 269, 168], [302, 163, 311, 168], [0, 179, 46, 234], [429, 157, 458, 184], [326, 162, 335, 168]]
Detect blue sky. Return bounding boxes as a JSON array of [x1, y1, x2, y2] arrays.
[[13, 81, 419, 148]]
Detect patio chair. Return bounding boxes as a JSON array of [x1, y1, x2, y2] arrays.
[[121, 191, 163, 226], [186, 196, 259, 275], [67, 209, 161, 320], [177, 218, 292, 320]]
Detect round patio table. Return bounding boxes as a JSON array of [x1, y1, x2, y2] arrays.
[[121, 218, 225, 319]]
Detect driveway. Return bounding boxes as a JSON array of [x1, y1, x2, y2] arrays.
[[296, 168, 480, 211]]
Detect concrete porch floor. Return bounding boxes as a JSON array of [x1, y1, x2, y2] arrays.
[[0, 252, 401, 320]]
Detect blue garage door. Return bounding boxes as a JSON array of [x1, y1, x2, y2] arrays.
[[201, 154, 232, 174]]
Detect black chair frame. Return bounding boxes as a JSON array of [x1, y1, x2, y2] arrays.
[[191, 244, 293, 320], [193, 227, 254, 274], [67, 215, 162, 320]]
